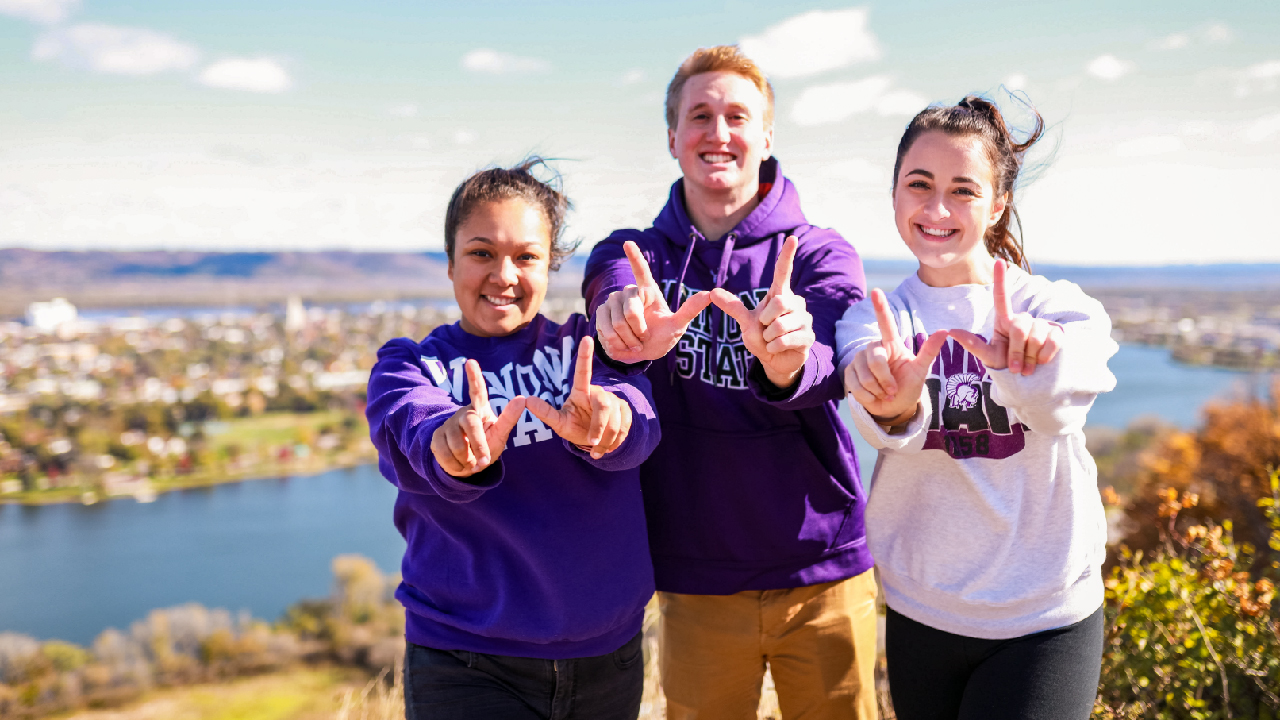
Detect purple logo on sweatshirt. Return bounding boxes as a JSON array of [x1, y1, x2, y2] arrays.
[[914, 333, 1027, 460]]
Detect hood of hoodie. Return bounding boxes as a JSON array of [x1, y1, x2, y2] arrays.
[[655, 156, 807, 258]]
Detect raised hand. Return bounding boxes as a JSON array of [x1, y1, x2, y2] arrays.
[[526, 336, 633, 459], [846, 288, 948, 424], [430, 360, 527, 477], [595, 241, 712, 364], [709, 235, 812, 388], [948, 259, 1063, 376]]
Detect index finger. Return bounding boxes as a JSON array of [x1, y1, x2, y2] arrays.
[[572, 336, 594, 396], [993, 259, 1013, 324], [770, 235, 798, 297], [871, 289, 901, 347], [464, 359, 489, 412], [623, 241, 656, 289]]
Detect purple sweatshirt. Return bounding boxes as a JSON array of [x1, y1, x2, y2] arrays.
[[365, 314, 660, 659], [582, 157, 870, 594]]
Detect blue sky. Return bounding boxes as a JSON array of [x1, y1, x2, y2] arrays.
[[0, 0, 1277, 264]]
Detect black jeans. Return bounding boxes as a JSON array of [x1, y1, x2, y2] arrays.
[[403, 632, 644, 720], [886, 605, 1104, 720]]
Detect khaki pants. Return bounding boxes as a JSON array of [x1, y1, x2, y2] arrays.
[[659, 570, 879, 720]]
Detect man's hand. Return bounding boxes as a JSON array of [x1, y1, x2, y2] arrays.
[[948, 260, 1063, 376], [430, 360, 526, 477], [527, 337, 633, 459], [595, 241, 712, 364], [845, 288, 948, 424], [709, 236, 812, 389]]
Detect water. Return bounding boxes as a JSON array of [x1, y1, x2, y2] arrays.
[[0, 344, 1271, 646], [0, 469, 404, 645]]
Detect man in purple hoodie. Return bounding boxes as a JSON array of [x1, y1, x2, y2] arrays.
[[583, 46, 875, 719]]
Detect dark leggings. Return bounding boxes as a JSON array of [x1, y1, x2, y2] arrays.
[[886, 605, 1104, 720]]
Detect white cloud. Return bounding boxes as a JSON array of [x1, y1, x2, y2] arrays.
[[1149, 33, 1190, 51], [32, 24, 198, 75], [1244, 113, 1280, 143], [453, 130, 477, 146], [1086, 54, 1134, 81], [1115, 135, 1184, 157], [1004, 74, 1028, 91], [739, 7, 880, 80], [199, 57, 291, 93], [460, 48, 550, 74], [874, 89, 928, 116], [791, 76, 925, 126], [620, 68, 646, 85], [1203, 23, 1233, 44], [1236, 60, 1280, 96], [0, 0, 77, 24]]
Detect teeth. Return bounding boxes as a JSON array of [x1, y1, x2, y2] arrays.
[[485, 296, 518, 306], [920, 226, 956, 237], [702, 153, 734, 163]]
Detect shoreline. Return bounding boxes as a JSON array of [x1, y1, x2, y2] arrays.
[[0, 452, 378, 507]]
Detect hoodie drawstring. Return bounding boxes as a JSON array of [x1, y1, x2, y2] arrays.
[[708, 232, 738, 386], [666, 231, 701, 384]]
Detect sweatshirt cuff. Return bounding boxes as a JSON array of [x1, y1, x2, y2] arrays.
[[747, 359, 802, 402], [848, 388, 931, 452], [426, 456, 505, 503]]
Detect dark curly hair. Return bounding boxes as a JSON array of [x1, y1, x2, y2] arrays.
[[443, 157, 577, 270], [892, 95, 1045, 271]]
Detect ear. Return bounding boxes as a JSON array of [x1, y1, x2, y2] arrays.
[[446, 255, 454, 281], [762, 123, 774, 161], [667, 127, 677, 159], [990, 192, 1009, 225]]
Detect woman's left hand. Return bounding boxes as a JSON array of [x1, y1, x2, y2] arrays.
[[949, 259, 1064, 376], [526, 336, 633, 459]]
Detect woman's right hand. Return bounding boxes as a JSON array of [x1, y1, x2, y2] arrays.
[[846, 289, 948, 425], [430, 359, 527, 477]]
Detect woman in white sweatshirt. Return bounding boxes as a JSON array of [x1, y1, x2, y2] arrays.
[[835, 96, 1116, 720]]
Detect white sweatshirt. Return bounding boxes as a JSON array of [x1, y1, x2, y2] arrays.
[[835, 268, 1117, 639]]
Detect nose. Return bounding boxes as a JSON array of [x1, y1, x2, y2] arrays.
[[709, 115, 730, 143], [922, 190, 950, 221], [492, 256, 518, 286]]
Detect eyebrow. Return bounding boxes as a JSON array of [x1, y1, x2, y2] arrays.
[[685, 101, 749, 116], [904, 169, 980, 185]]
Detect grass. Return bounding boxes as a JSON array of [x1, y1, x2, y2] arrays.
[[54, 668, 369, 720]]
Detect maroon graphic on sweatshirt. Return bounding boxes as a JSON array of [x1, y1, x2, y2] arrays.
[[913, 332, 1027, 460]]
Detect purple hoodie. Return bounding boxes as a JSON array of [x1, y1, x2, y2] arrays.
[[582, 158, 870, 594], [366, 314, 660, 659]]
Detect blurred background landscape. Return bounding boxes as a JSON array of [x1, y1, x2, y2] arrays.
[[2, 0, 1279, 717]]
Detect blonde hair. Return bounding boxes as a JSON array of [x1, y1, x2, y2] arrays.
[[664, 45, 774, 130]]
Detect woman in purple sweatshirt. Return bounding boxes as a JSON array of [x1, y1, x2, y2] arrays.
[[365, 159, 661, 720]]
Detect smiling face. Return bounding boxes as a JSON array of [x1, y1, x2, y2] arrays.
[[668, 71, 773, 200], [893, 131, 1008, 287], [448, 198, 551, 337]]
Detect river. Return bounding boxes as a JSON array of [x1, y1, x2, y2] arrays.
[[0, 344, 1272, 645]]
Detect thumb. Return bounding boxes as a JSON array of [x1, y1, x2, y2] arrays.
[[947, 329, 995, 364], [670, 290, 712, 328], [709, 288, 751, 326], [913, 330, 949, 371], [523, 396, 564, 435], [489, 396, 527, 446]]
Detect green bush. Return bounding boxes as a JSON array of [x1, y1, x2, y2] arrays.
[[1096, 472, 1280, 719]]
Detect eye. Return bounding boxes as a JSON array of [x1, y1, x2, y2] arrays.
[[954, 187, 978, 197], [907, 180, 930, 190], [468, 248, 492, 259]]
